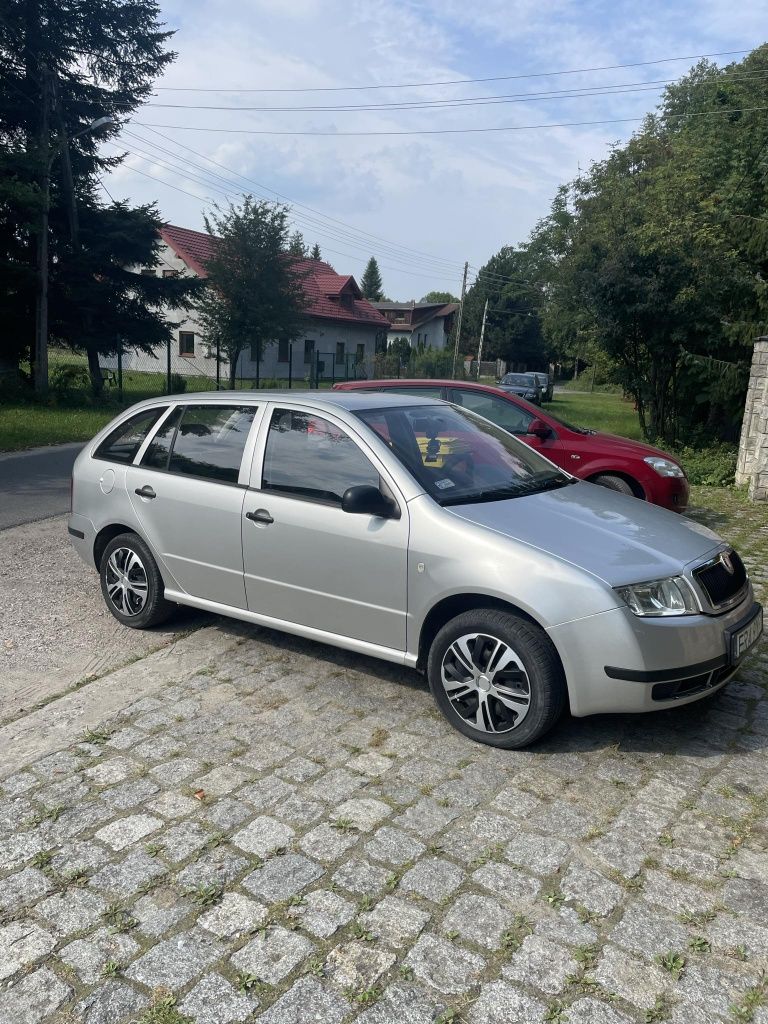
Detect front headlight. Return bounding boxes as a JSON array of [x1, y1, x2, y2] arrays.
[[644, 456, 685, 478], [616, 576, 699, 617]]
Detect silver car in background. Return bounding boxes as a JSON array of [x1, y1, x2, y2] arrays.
[[69, 392, 763, 749]]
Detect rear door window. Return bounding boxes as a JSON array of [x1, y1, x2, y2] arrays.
[[165, 405, 257, 484], [94, 407, 167, 464], [141, 407, 183, 470]]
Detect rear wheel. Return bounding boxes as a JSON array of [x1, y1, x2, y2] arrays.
[[100, 532, 173, 629], [427, 609, 567, 749], [592, 473, 636, 497]]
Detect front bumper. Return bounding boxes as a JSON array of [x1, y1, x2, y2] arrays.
[[548, 590, 761, 717]]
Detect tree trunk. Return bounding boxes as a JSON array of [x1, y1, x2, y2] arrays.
[[86, 341, 104, 398]]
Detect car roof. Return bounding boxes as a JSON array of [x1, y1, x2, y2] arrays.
[[124, 389, 447, 413]]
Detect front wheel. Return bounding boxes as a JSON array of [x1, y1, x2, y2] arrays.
[[427, 609, 567, 749], [100, 532, 174, 629], [591, 473, 637, 497]]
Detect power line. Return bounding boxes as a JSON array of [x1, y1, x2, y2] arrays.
[[141, 69, 768, 113], [150, 49, 753, 93], [119, 131, 465, 274], [131, 124, 467, 272], [135, 104, 768, 137], [110, 157, 464, 285]]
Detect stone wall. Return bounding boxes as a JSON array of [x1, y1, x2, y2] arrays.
[[736, 337, 768, 500]]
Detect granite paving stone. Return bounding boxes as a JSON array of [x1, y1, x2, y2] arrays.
[[358, 894, 430, 949], [467, 980, 546, 1024], [0, 920, 56, 982], [502, 934, 579, 994], [0, 967, 71, 1024], [242, 852, 324, 901], [257, 977, 349, 1024], [179, 972, 256, 1023], [399, 856, 464, 902], [199, 892, 268, 938], [404, 933, 486, 994], [0, 488, 765, 1023], [73, 980, 148, 1024], [230, 925, 316, 984]]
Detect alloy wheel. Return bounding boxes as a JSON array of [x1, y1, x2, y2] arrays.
[[105, 547, 149, 617], [440, 632, 531, 733]]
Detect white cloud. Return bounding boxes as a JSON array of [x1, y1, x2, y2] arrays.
[[104, 0, 765, 298]]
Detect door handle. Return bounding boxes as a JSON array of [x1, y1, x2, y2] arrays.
[[134, 485, 156, 499], [246, 508, 274, 524]]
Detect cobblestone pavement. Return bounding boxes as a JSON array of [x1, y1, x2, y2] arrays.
[[1, 487, 767, 1024]]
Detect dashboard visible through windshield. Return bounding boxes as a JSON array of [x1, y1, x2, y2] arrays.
[[356, 405, 572, 506]]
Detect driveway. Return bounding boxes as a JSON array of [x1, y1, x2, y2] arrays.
[[0, 443, 83, 530], [0, 490, 766, 1024]]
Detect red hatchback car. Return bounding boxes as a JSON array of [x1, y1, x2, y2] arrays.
[[334, 379, 689, 512]]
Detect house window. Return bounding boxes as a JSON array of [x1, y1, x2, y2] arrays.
[[162, 269, 178, 278], [278, 339, 290, 363], [179, 332, 195, 356], [304, 339, 315, 364], [336, 342, 345, 365], [141, 268, 156, 277]]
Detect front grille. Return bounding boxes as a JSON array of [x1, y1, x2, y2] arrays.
[[693, 549, 747, 609]]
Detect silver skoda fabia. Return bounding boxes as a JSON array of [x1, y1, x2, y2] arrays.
[[69, 391, 763, 749]]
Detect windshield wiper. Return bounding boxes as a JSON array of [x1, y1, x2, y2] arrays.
[[441, 474, 571, 506]]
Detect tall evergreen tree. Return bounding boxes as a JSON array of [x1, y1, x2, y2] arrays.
[[195, 198, 308, 388], [287, 230, 308, 257], [361, 256, 384, 301], [0, 0, 192, 389], [310, 242, 322, 260]]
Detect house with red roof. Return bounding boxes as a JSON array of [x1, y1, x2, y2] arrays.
[[373, 300, 459, 351], [130, 224, 389, 383]]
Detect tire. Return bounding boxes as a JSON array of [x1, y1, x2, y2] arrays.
[[592, 473, 636, 497], [99, 532, 174, 629], [427, 609, 567, 749]]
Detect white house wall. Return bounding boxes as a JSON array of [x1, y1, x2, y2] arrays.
[[111, 242, 382, 382]]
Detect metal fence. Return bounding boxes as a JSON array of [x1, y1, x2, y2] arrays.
[[45, 341, 498, 405]]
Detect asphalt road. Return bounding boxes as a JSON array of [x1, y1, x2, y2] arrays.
[[0, 442, 83, 530]]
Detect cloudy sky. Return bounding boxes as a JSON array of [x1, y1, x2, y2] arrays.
[[103, 0, 765, 299]]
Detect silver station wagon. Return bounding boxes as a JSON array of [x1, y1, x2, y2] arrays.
[[69, 391, 763, 749]]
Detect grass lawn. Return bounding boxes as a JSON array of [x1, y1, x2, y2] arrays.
[[0, 381, 645, 453], [547, 391, 644, 440]]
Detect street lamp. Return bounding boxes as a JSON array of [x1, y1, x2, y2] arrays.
[[34, 97, 114, 396]]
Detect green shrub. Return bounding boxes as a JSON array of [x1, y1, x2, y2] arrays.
[[670, 443, 737, 487]]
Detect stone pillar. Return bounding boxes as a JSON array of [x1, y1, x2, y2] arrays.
[[736, 337, 768, 500]]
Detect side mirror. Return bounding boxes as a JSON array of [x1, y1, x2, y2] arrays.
[[527, 418, 553, 439], [341, 484, 397, 518]]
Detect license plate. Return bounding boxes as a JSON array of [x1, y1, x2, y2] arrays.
[[731, 607, 763, 663]]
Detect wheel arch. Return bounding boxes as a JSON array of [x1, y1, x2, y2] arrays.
[[93, 523, 139, 570], [586, 469, 645, 500], [416, 593, 565, 678]]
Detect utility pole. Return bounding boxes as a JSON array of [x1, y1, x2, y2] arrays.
[[53, 78, 79, 248], [451, 261, 469, 379], [34, 67, 53, 397], [476, 298, 488, 379]]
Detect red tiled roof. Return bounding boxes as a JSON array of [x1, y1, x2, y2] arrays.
[[159, 224, 388, 329]]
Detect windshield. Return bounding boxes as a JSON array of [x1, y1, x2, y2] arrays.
[[501, 374, 537, 388], [356, 404, 571, 506]]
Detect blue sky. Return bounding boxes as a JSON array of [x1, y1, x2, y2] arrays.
[[104, 0, 765, 298]]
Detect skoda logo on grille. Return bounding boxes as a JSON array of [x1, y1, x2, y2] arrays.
[[720, 551, 735, 575]]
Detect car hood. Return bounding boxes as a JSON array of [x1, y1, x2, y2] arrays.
[[447, 480, 722, 587], [583, 431, 680, 463]]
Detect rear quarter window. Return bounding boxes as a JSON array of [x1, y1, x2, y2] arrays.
[[93, 407, 167, 464]]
